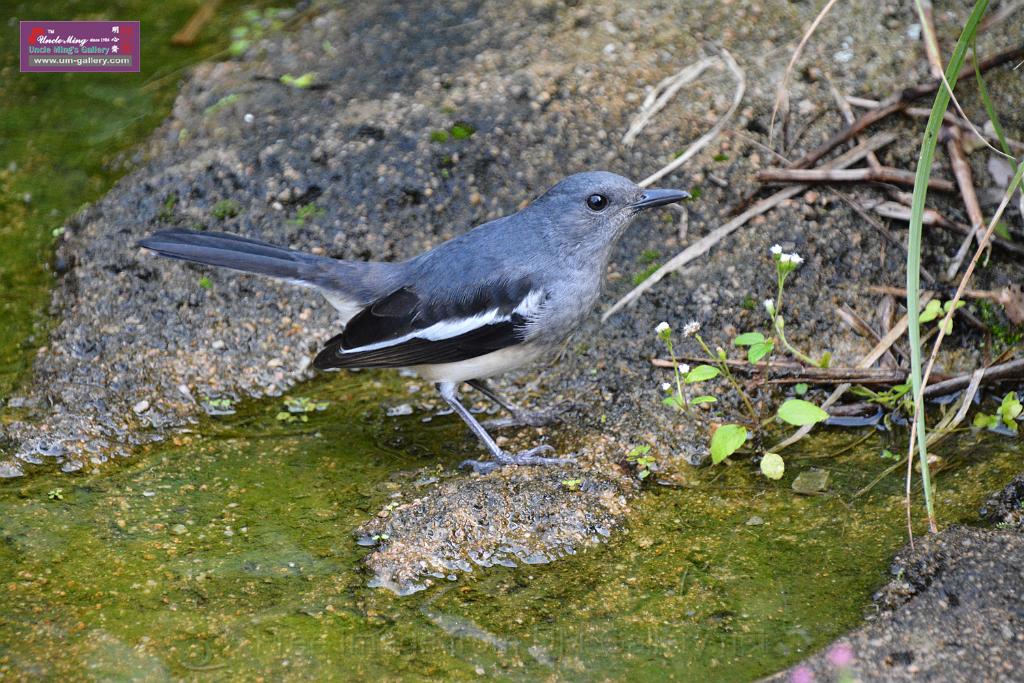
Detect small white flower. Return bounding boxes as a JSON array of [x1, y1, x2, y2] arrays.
[[655, 321, 671, 335], [770, 244, 783, 255], [243, 113, 255, 123], [679, 364, 690, 374], [662, 382, 672, 392], [683, 321, 701, 337], [780, 253, 793, 264], [789, 253, 804, 265], [764, 298, 776, 315]]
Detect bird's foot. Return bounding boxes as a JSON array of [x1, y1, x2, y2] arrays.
[[481, 404, 571, 430], [460, 445, 574, 474]]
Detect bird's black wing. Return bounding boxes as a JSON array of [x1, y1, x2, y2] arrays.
[[313, 278, 538, 369]]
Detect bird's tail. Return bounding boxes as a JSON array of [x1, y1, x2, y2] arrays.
[[138, 229, 401, 312], [138, 229, 322, 281]]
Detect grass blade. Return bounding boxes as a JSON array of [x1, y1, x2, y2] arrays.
[[907, 0, 990, 533]]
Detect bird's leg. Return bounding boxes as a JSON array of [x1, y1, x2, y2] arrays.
[[436, 382, 573, 474], [467, 379, 565, 430]]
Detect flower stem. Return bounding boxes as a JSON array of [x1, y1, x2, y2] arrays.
[[695, 334, 758, 424], [665, 338, 692, 415]]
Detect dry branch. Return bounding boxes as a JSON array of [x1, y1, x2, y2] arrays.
[[755, 167, 956, 192]]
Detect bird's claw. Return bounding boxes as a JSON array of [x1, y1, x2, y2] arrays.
[[460, 444, 574, 474]]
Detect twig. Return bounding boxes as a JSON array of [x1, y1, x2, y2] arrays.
[[622, 57, 718, 146], [835, 304, 902, 368], [922, 357, 1024, 397], [638, 47, 745, 188], [978, 0, 1024, 31], [828, 80, 882, 171], [768, 0, 843, 146], [171, 0, 223, 46], [869, 200, 1024, 257], [755, 167, 956, 191], [603, 132, 898, 321], [943, 126, 988, 278], [868, 284, 1008, 301], [651, 356, 909, 384]]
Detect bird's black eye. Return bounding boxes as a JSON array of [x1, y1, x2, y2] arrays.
[[586, 194, 609, 211]]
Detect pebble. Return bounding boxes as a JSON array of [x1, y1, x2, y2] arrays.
[[792, 469, 831, 495], [170, 524, 188, 536], [386, 404, 414, 417], [133, 400, 150, 414]]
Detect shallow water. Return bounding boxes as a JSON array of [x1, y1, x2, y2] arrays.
[[0, 370, 1019, 680], [0, 0, 279, 396]]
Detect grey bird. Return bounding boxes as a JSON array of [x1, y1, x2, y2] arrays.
[[138, 171, 689, 472]]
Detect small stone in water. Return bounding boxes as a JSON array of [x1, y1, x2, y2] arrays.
[[387, 404, 414, 417], [745, 515, 765, 526], [170, 523, 188, 535], [792, 469, 830, 495]]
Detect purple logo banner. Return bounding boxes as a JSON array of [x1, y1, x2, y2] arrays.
[[20, 21, 140, 73]]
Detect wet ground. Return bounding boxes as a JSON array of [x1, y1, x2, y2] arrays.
[[1, 0, 1023, 679]]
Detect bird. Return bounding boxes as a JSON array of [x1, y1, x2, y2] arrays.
[[138, 171, 689, 472]]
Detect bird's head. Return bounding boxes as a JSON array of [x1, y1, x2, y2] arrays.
[[526, 171, 690, 255]]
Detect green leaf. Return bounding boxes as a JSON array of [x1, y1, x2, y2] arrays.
[[776, 399, 829, 426], [998, 392, 1022, 426], [691, 395, 717, 405], [450, 122, 475, 140], [880, 449, 899, 461], [198, 276, 212, 290], [710, 424, 747, 464], [919, 299, 942, 323], [662, 395, 684, 409], [685, 364, 720, 383], [973, 412, 998, 430], [794, 383, 808, 396], [760, 452, 785, 480], [816, 351, 832, 369], [627, 444, 651, 459], [733, 332, 765, 346], [747, 340, 774, 363]]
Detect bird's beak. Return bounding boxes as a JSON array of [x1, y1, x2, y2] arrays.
[[628, 188, 691, 210]]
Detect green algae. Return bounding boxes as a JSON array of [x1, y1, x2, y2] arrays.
[[1, 376, 1019, 681], [0, 0, 280, 398]]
